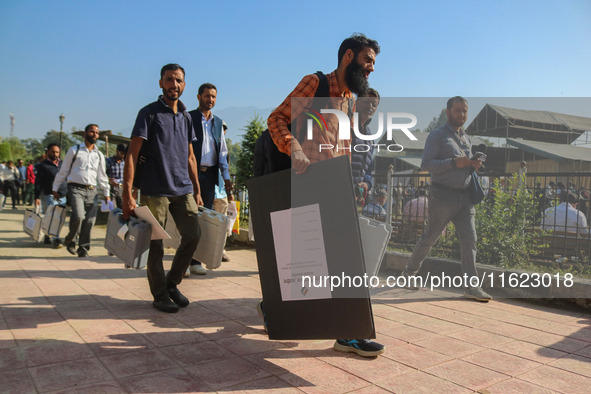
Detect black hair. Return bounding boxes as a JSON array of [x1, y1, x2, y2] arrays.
[[338, 33, 380, 66], [160, 63, 185, 79], [364, 87, 380, 98], [198, 83, 217, 96], [447, 96, 468, 110], [46, 143, 59, 150], [116, 143, 126, 153], [84, 124, 99, 132]]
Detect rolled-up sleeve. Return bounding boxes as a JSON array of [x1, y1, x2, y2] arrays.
[[267, 74, 318, 156]]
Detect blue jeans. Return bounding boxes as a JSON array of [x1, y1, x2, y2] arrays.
[[40, 192, 66, 213], [405, 184, 478, 279]]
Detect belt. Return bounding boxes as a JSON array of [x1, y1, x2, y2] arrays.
[[68, 182, 94, 190], [199, 166, 215, 172]]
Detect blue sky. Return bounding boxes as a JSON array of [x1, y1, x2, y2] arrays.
[[1, 0, 590, 142]]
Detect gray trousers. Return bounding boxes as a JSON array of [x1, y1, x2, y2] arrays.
[[143, 194, 200, 301], [65, 185, 98, 252], [405, 184, 478, 279]]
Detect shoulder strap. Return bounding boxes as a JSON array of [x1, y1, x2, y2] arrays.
[[66, 145, 81, 178], [314, 71, 329, 98]]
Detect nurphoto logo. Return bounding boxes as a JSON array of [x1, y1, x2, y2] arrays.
[[305, 109, 418, 152]]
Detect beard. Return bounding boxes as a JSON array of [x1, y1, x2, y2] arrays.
[[345, 60, 369, 95], [85, 135, 97, 144], [162, 88, 180, 102]]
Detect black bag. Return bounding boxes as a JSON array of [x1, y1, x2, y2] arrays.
[[469, 172, 485, 205]]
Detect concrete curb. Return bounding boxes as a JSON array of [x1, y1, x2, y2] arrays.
[[382, 250, 591, 310]]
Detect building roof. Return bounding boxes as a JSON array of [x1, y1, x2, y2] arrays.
[[506, 138, 591, 163], [466, 104, 591, 144]]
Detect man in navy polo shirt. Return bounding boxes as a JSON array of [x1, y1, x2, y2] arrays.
[[122, 63, 204, 313]]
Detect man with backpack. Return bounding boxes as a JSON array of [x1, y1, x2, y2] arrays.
[[122, 63, 203, 314], [265, 33, 385, 357], [52, 124, 110, 257]]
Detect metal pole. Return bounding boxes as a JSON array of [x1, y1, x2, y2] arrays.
[[386, 164, 394, 223], [58, 113, 65, 155]]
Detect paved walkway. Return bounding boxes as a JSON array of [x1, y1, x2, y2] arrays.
[[1, 205, 591, 393]]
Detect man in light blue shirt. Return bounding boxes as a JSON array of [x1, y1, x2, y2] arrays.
[[403, 96, 491, 302]]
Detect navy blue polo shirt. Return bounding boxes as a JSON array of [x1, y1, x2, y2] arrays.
[[131, 96, 195, 197]]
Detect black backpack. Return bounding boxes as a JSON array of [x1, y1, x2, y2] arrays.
[[254, 71, 330, 177]]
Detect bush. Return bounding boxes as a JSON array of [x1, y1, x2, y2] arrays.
[[475, 174, 548, 268]]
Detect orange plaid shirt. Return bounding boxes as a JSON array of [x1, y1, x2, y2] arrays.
[[267, 71, 355, 164]]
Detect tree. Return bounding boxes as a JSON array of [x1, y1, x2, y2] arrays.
[[0, 137, 27, 162], [226, 138, 241, 174], [423, 108, 447, 133], [40, 130, 82, 157], [235, 113, 265, 189]]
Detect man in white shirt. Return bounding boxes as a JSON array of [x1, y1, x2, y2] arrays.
[[53, 124, 111, 257], [187, 83, 233, 275], [542, 191, 589, 235]]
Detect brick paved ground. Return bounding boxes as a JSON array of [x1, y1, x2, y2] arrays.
[[1, 205, 590, 393]]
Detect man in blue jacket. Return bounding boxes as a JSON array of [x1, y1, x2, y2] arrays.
[[187, 83, 233, 276]]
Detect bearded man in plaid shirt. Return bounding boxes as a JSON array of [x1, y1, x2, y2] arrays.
[[266, 33, 384, 358]]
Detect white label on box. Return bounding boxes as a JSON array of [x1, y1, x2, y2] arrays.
[[26, 217, 36, 231], [270, 204, 331, 301]]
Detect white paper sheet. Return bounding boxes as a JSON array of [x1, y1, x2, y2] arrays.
[[133, 206, 170, 240], [270, 204, 331, 301]]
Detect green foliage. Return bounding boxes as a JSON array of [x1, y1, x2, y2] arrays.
[[40, 130, 83, 157], [475, 174, 549, 268], [423, 108, 447, 133], [235, 113, 265, 189], [0, 137, 27, 161], [226, 138, 241, 174]]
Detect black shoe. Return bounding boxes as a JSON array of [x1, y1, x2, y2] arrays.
[[153, 297, 179, 313], [77, 249, 89, 258], [44, 235, 51, 245], [65, 242, 76, 255], [168, 288, 189, 307], [333, 339, 385, 357]]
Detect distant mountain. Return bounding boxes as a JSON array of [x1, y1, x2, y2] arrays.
[[215, 106, 274, 143]]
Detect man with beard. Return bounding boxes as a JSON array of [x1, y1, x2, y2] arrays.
[[35, 143, 67, 247], [266, 33, 384, 358], [52, 124, 110, 257], [268, 33, 379, 174], [122, 64, 203, 313], [186, 83, 233, 276], [402, 97, 492, 302]]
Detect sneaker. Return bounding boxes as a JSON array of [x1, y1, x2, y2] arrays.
[[333, 339, 385, 357], [77, 249, 89, 258], [464, 287, 492, 302], [152, 297, 179, 313], [52, 238, 63, 249], [65, 242, 77, 255], [168, 288, 189, 307], [222, 253, 230, 262], [190, 263, 207, 275], [184, 267, 191, 278], [257, 300, 268, 332]]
